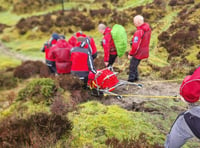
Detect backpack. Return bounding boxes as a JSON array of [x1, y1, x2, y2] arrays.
[[180, 66, 200, 103], [88, 69, 119, 92], [111, 24, 128, 57]]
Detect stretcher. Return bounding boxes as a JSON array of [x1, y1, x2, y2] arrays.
[[87, 68, 142, 100]]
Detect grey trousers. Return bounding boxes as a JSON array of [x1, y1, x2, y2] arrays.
[[165, 114, 195, 148]]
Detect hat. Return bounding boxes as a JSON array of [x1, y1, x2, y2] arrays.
[[59, 35, 66, 39], [180, 67, 200, 103], [75, 31, 87, 38], [52, 33, 60, 40]]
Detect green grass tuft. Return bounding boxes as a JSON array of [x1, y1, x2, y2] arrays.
[[68, 101, 164, 147]]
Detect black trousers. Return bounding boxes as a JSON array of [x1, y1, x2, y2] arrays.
[[108, 54, 117, 67], [46, 60, 57, 73], [128, 57, 141, 81]]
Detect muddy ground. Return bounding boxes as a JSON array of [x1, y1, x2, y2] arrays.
[[100, 80, 180, 110]]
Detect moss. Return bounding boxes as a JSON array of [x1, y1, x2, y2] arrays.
[[0, 54, 21, 70], [120, 0, 153, 9], [0, 101, 20, 121], [0, 99, 50, 120], [0, 71, 18, 90], [185, 45, 200, 65], [68, 101, 164, 147], [17, 78, 57, 103]]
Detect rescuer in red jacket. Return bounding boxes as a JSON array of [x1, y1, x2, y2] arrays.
[[98, 24, 117, 67], [70, 37, 97, 88], [41, 33, 61, 73], [128, 15, 151, 82], [48, 39, 72, 74], [68, 31, 98, 59]]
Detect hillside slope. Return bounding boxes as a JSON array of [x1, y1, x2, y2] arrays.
[[0, 0, 200, 147]]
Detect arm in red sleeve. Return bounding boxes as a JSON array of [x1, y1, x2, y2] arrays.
[[90, 38, 97, 55], [102, 34, 111, 62], [48, 47, 55, 59], [129, 30, 144, 56]]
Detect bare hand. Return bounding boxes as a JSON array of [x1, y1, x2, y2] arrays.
[[104, 62, 109, 67], [128, 55, 132, 60], [95, 71, 102, 79]]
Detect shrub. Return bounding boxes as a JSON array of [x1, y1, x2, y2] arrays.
[[0, 23, 9, 33], [0, 72, 18, 90], [70, 90, 90, 104], [14, 61, 48, 79], [17, 78, 57, 103], [39, 64, 51, 78], [56, 75, 83, 91], [0, 113, 72, 148], [105, 134, 163, 148], [94, 54, 105, 69], [50, 96, 76, 115], [168, 0, 177, 6], [196, 52, 200, 60], [158, 31, 170, 41]]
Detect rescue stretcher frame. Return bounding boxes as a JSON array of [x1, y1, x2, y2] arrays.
[[88, 70, 143, 100]]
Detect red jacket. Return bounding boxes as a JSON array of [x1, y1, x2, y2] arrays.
[[68, 32, 97, 58], [102, 27, 117, 62], [41, 39, 57, 61], [68, 36, 77, 47], [70, 46, 96, 78], [48, 39, 72, 74], [129, 23, 151, 60], [180, 67, 200, 103]]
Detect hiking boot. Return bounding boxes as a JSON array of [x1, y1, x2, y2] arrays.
[[128, 78, 139, 82]]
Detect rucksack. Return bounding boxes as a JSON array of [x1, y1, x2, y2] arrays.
[[88, 69, 119, 91], [111, 24, 128, 57], [180, 66, 200, 103]]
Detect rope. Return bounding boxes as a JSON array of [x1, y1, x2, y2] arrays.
[[104, 93, 179, 99], [120, 94, 179, 99], [141, 79, 183, 83]]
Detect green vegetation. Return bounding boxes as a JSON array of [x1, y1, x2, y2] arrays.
[[0, 54, 21, 70], [121, 0, 153, 9], [68, 101, 164, 147], [0, 0, 200, 147], [17, 78, 57, 102]]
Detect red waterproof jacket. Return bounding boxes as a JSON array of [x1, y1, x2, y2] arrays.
[[180, 67, 200, 103], [68, 32, 97, 58], [41, 39, 57, 61], [70, 46, 96, 78], [129, 23, 151, 60], [48, 39, 72, 74], [102, 27, 117, 62], [68, 36, 77, 47]]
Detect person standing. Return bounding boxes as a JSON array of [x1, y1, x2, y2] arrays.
[[98, 23, 117, 67], [41, 33, 61, 73], [165, 66, 200, 148], [128, 15, 151, 82]]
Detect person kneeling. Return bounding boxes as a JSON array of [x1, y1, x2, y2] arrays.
[[70, 38, 97, 88], [165, 66, 200, 148]]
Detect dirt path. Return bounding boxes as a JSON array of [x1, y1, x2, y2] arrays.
[[0, 42, 44, 62], [101, 80, 181, 110]]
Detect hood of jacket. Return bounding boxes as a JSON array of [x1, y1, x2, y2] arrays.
[[56, 39, 69, 48], [137, 23, 151, 32]]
